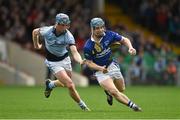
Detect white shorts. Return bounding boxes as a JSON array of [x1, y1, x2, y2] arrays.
[[45, 56, 72, 74], [95, 61, 124, 83]]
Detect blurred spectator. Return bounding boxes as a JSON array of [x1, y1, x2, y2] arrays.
[[168, 16, 180, 44], [114, 0, 180, 45], [129, 60, 141, 85], [0, 0, 93, 52], [0, 0, 179, 85], [153, 57, 166, 84], [166, 59, 178, 85]]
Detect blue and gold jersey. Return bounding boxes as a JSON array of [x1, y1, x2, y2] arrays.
[[83, 30, 123, 66]]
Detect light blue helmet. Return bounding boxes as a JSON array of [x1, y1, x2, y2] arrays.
[[90, 18, 105, 28], [55, 13, 70, 24]]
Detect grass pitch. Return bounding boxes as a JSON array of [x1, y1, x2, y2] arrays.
[[0, 85, 180, 119]]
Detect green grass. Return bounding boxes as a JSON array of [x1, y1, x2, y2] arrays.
[[0, 86, 180, 119]]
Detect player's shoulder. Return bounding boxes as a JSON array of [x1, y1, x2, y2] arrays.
[[40, 26, 54, 35], [41, 26, 53, 31], [66, 29, 73, 36], [84, 38, 93, 49], [105, 30, 119, 36], [65, 30, 75, 41], [105, 30, 123, 40]]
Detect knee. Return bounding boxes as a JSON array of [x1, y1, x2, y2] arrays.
[[108, 89, 119, 97], [66, 81, 75, 90], [119, 86, 125, 92]]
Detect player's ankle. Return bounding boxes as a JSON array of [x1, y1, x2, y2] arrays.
[[49, 81, 56, 89]]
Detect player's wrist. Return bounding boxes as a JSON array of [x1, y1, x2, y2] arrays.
[[101, 67, 108, 73], [79, 61, 83, 65], [79, 60, 84, 65], [99, 66, 106, 72], [128, 48, 136, 55]]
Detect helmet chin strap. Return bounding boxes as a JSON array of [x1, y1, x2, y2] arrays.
[[91, 27, 106, 35], [97, 32, 105, 38], [92, 31, 106, 39]]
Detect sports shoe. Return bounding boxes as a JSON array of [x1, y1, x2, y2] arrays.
[[132, 105, 142, 112], [44, 79, 53, 98], [104, 90, 113, 106], [80, 105, 91, 111]]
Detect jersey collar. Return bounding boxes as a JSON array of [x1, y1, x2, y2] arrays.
[[91, 32, 105, 43], [52, 27, 67, 37]]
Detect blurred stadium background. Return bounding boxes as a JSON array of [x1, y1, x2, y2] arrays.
[[0, 0, 179, 86], [0, 0, 180, 119]]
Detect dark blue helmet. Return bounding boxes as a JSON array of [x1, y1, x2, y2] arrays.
[[55, 13, 70, 25], [90, 18, 105, 28]]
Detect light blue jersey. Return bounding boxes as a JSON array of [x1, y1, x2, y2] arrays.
[[39, 26, 75, 57]]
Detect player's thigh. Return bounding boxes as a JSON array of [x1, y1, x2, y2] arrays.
[[99, 78, 118, 92], [113, 78, 125, 92], [55, 70, 73, 86], [65, 70, 72, 78]]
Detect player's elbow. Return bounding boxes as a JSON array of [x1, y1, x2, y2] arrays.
[[32, 28, 39, 36], [121, 37, 127, 43]]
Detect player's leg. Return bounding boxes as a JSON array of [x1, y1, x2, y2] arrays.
[[55, 70, 80, 101], [110, 62, 125, 92], [100, 78, 128, 105], [95, 71, 114, 106], [107, 62, 125, 105], [114, 78, 125, 92], [113, 78, 131, 104], [44, 78, 64, 98], [105, 78, 125, 106], [44, 58, 90, 111], [113, 73, 128, 102], [55, 70, 90, 111], [44, 59, 67, 98], [99, 78, 141, 111], [104, 90, 113, 106], [52, 79, 64, 87]]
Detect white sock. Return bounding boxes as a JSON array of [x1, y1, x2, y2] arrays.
[[78, 100, 86, 107], [128, 100, 136, 108], [49, 81, 56, 89]]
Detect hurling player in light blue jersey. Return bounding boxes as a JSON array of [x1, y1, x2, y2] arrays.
[[83, 18, 141, 111], [32, 13, 90, 111]]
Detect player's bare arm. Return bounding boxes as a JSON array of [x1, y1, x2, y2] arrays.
[[32, 28, 42, 49], [69, 45, 84, 65], [84, 60, 107, 73], [121, 37, 136, 55]]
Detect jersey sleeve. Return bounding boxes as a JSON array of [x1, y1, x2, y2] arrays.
[[67, 31, 75, 45], [39, 26, 49, 37], [83, 47, 93, 60], [111, 31, 123, 43]]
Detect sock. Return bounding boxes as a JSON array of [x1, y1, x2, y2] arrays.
[[78, 100, 87, 107], [48, 81, 56, 89], [127, 100, 136, 109]]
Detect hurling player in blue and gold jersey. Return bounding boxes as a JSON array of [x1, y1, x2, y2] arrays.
[[83, 18, 141, 111]]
